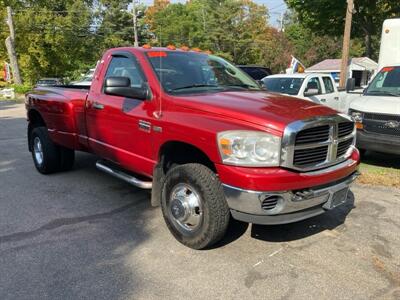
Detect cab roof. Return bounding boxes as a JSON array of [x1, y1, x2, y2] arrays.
[[109, 46, 210, 55]]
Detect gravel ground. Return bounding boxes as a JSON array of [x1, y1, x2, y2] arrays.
[[1, 102, 399, 300]]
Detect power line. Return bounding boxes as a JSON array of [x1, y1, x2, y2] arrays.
[[268, 3, 286, 11]]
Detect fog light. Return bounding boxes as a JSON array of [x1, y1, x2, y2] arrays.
[[260, 195, 284, 211]]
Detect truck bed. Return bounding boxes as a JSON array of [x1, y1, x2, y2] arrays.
[[26, 86, 90, 151]]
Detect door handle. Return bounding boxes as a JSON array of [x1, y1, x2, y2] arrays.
[[93, 102, 104, 110], [334, 97, 339, 100], [320, 98, 326, 102]]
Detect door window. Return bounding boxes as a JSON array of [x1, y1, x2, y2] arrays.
[[322, 77, 335, 94], [104, 56, 145, 89], [305, 77, 322, 94]]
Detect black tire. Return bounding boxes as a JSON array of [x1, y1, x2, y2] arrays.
[[161, 163, 230, 249], [59, 147, 75, 171], [30, 126, 61, 174]]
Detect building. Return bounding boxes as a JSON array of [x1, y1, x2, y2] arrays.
[[305, 57, 378, 87]]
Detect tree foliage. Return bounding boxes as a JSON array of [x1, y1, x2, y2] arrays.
[[1, 0, 150, 83], [145, 0, 292, 72], [2, 0, 390, 84], [285, 0, 400, 59]]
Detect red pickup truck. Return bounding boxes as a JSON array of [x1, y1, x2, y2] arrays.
[[25, 46, 360, 249]]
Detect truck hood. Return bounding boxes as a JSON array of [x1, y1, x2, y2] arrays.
[[170, 91, 338, 134], [350, 95, 400, 114]]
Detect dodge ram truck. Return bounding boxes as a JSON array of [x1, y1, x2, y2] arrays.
[[25, 46, 360, 249]]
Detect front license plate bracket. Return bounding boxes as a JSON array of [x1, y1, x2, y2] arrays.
[[323, 187, 349, 210]]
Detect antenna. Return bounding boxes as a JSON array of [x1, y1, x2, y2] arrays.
[[154, 21, 163, 119]]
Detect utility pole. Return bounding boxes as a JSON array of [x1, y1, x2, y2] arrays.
[[132, 0, 139, 47], [5, 6, 22, 84], [339, 0, 354, 88]]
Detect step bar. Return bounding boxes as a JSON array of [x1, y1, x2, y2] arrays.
[[96, 160, 152, 189]]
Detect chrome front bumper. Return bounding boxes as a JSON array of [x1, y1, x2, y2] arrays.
[[223, 171, 359, 225]]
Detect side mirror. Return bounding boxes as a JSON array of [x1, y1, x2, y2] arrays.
[[257, 80, 266, 89], [345, 78, 355, 92], [304, 88, 319, 97], [104, 77, 148, 100]]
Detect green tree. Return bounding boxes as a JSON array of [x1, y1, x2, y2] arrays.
[[285, 0, 400, 59], [97, 0, 152, 50], [146, 0, 291, 72], [1, 0, 97, 83]]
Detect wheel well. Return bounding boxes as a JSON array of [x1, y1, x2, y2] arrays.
[[28, 110, 46, 151], [159, 141, 216, 174], [28, 109, 46, 127]]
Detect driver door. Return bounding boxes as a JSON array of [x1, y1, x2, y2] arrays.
[[86, 53, 156, 175]]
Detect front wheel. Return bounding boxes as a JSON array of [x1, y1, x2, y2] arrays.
[[161, 163, 230, 249]]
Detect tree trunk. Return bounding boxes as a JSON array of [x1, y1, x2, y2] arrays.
[[364, 33, 372, 58], [5, 37, 22, 84]]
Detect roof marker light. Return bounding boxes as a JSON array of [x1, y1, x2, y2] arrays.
[[147, 51, 168, 58], [180, 46, 190, 51], [166, 45, 176, 50], [142, 44, 152, 49], [192, 47, 201, 52], [382, 67, 394, 72]]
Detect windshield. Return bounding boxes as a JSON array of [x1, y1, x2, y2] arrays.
[[262, 77, 304, 95], [365, 66, 400, 97], [147, 51, 260, 94]]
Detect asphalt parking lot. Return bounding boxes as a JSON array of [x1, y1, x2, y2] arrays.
[[0, 102, 399, 300]]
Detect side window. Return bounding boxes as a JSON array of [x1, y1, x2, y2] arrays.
[[104, 56, 145, 89], [322, 77, 335, 94], [306, 77, 322, 94]]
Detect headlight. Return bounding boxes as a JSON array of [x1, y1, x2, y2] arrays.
[[350, 110, 363, 123], [217, 130, 281, 167]]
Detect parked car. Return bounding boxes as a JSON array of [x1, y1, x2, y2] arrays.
[[35, 78, 63, 87], [262, 73, 347, 112], [71, 68, 97, 86], [71, 75, 93, 86], [26, 46, 360, 249], [348, 18, 400, 156], [237, 65, 272, 81]]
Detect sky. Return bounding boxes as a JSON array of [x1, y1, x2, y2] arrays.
[[139, 0, 287, 28]]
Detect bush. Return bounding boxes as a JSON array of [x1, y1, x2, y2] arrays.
[[10, 83, 33, 94]]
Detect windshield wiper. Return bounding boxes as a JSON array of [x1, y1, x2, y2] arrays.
[[366, 90, 399, 97], [222, 84, 260, 90], [170, 84, 220, 91]]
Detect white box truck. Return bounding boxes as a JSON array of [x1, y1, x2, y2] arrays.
[[348, 18, 400, 155]]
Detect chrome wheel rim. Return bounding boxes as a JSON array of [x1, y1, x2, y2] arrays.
[[33, 137, 44, 166], [168, 183, 203, 235]]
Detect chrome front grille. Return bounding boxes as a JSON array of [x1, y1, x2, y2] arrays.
[[295, 125, 330, 145], [337, 139, 353, 158], [281, 115, 356, 171], [293, 145, 329, 166]]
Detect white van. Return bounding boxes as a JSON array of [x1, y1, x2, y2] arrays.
[[348, 19, 400, 155]]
